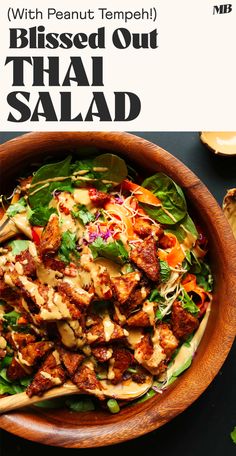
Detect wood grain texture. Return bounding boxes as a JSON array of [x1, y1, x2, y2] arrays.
[[0, 131, 235, 448]]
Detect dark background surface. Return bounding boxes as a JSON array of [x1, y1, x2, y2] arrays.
[[0, 131, 235, 455]]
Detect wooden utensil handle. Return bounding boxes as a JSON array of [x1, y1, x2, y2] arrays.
[[0, 384, 78, 413]]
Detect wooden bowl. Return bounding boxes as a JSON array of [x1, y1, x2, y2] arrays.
[[0, 132, 235, 448]]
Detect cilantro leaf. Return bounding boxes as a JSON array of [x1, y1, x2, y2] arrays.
[[180, 289, 199, 316], [58, 231, 78, 263], [149, 289, 165, 303], [3, 310, 21, 326], [159, 260, 171, 283], [72, 204, 95, 225], [90, 237, 128, 264], [6, 197, 27, 217], [29, 206, 57, 226]]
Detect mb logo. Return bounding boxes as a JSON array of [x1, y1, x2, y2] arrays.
[[213, 4, 232, 14]]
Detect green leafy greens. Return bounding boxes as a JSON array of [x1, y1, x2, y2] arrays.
[[29, 156, 73, 209], [72, 204, 95, 225], [58, 230, 78, 263], [141, 173, 187, 225], [180, 289, 199, 316], [29, 206, 57, 226], [90, 237, 128, 264], [6, 197, 27, 217], [8, 240, 30, 256], [159, 260, 171, 283]]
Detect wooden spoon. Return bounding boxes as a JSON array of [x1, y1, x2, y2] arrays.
[[0, 377, 153, 413]]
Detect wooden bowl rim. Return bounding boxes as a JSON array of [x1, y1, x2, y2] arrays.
[[0, 131, 235, 448]]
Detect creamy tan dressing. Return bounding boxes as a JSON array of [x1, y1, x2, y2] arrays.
[[0, 336, 7, 349], [94, 258, 121, 277], [13, 213, 32, 239], [57, 321, 77, 348], [114, 305, 127, 325], [36, 264, 62, 287], [127, 328, 144, 349], [14, 262, 24, 275], [103, 313, 115, 342], [53, 293, 71, 319], [107, 357, 115, 380], [4, 273, 15, 287], [17, 351, 32, 367], [200, 131, 236, 155], [143, 301, 155, 325], [18, 276, 45, 306], [40, 371, 62, 385]]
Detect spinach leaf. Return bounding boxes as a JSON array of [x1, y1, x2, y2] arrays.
[[94, 154, 128, 185], [141, 173, 187, 225], [58, 231, 78, 263], [6, 198, 27, 217], [8, 240, 30, 256], [165, 214, 198, 243], [160, 260, 171, 283], [180, 289, 199, 316], [72, 204, 95, 225], [29, 206, 57, 226], [72, 154, 127, 190], [29, 156, 72, 209], [90, 237, 128, 264]]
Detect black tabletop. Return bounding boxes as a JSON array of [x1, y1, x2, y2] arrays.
[[0, 131, 235, 455]]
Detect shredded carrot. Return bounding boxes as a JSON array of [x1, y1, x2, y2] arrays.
[[164, 233, 185, 267], [121, 179, 161, 206]]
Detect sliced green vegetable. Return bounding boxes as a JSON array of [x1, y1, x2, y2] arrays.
[[137, 389, 156, 403], [230, 427, 236, 444], [29, 156, 72, 209], [0, 368, 11, 383], [34, 398, 65, 409], [72, 204, 95, 225], [180, 290, 199, 316], [107, 398, 120, 413], [90, 237, 128, 264], [0, 300, 6, 306], [29, 206, 57, 226], [159, 260, 171, 283], [66, 397, 95, 412], [58, 230, 78, 263], [6, 197, 27, 217], [8, 240, 30, 256], [141, 173, 187, 225]]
